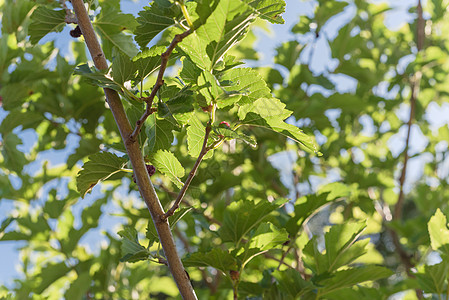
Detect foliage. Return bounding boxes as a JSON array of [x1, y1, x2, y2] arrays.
[[1, 0, 449, 299]]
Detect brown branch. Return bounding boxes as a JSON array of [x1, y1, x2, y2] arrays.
[[162, 123, 212, 220], [128, 29, 191, 143], [389, 2, 424, 299], [71, 1, 197, 299], [393, 0, 424, 221]]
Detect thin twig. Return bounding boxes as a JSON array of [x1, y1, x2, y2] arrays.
[[162, 123, 212, 220], [393, 0, 424, 221], [389, 1, 425, 299], [128, 29, 191, 143], [59, 0, 77, 23]]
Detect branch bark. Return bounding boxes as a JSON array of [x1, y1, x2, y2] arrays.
[[129, 29, 191, 142], [389, 1, 425, 299], [163, 122, 212, 220], [71, 1, 197, 299]]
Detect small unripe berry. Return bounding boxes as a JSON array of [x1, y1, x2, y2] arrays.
[[219, 121, 231, 128]]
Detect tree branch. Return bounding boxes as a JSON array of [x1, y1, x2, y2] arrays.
[[128, 29, 191, 143], [71, 1, 197, 299], [162, 123, 212, 220], [390, 2, 425, 299]]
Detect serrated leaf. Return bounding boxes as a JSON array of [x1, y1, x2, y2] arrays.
[[133, 46, 165, 82], [74, 64, 122, 92], [145, 114, 177, 153], [218, 68, 272, 107], [218, 198, 288, 244], [239, 0, 286, 24], [239, 98, 319, 154], [237, 223, 288, 268], [178, 0, 255, 70], [183, 248, 237, 274], [249, 223, 288, 251], [319, 266, 393, 295], [118, 227, 150, 263], [428, 209, 449, 256], [187, 116, 206, 158], [157, 101, 181, 129], [416, 261, 449, 294], [272, 269, 315, 298], [303, 222, 367, 274], [29, 7, 66, 44], [151, 150, 185, 188], [134, 0, 182, 48], [76, 152, 128, 198], [212, 125, 257, 147], [94, 6, 139, 57], [179, 57, 201, 84], [111, 48, 136, 85]]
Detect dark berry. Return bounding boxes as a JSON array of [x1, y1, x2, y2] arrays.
[[70, 25, 82, 38], [146, 164, 156, 176], [132, 165, 156, 183], [229, 270, 239, 281]]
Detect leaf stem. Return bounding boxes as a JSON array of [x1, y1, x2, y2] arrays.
[[128, 29, 191, 143], [162, 122, 212, 220], [179, 1, 194, 29]]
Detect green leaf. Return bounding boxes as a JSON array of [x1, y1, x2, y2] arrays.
[[111, 48, 136, 85], [218, 67, 272, 107], [93, 6, 139, 57], [416, 261, 449, 294], [145, 114, 177, 153], [272, 269, 315, 298], [65, 272, 91, 300], [428, 209, 449, 256], [218, 198, 288, 244], [67, 137, 102, 169], [319, 266, 393, 295], [0, 217, 16, 235], [275, 41, 303, 70], [2, 0, 35, 34], [74, 64, 122, 92], [303, 222, 368, 274], [118, 227, 150, 263], [315, 0, 348, 32], [133, 46, 165, 83], [0, 108, 43, 135], [240, 0, 286, 24], [187, 116, 206, 158], [237, 223, 288, 268], [248, 223, 288, 251], [212, 125, 257, 147], [1, 133, 27, 173], [151, 150, 185, 188], [29, 7, 66, 44], [76, 152, 128, 198], [238, 98, 319, 154], [183, 248, 237, 274], [34, 262, 71, 294], [178, 0, 255, 70], [134, 0, 182, 48]]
